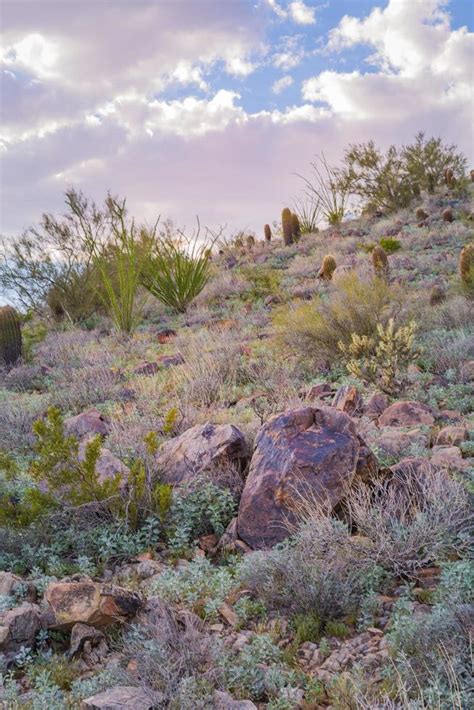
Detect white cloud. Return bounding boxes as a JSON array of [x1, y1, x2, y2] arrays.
[[289, 2, 316, 25], [272, 75, 294, 94]]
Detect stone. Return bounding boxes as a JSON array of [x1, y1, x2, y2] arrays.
[[157, 422, 247, 486], [431, 445, 467, 470], [363, 392, 389, 419], [156, 327, 177, 344], [459, 360, 474, 382], [157, 353, 184, 368], [83, 686, 155, 709], [64, 408, 111, 439], [237, 406, 374, 549], [69, 622, 106, 658], [218, 602, 239, 627], [133, 361, 159, 377], [378, 401, 435, 427], [213, 690, 257, 709], [305, 382, 333, 401], [45, 581, 142, 630], [0, 603, 42, 657], [376, 428, 428, 457], [436, 425, 469, 447], [78, 444, 130, 485], [332, 384, 363, 415]]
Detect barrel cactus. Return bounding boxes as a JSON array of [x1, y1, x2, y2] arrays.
[[442, 207, 454, 223], [291, 213, 301, 241], [317, 255, 336, 281], [264, 224, 272, 242], [459, 243, 474, 296], [0, 306, 22, 366], [281, 207, 293, 246], [429, 285, 446, 306], [246, 234, 255, 249], [372, 245, 389, 279], [416, 207, 428, 221], [444, 168, 454, 187]]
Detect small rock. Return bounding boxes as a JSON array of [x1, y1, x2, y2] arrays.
[[305, 382, 333, 401], [64, 408, 111, 439], [431, 445, 466, 470], [459, 360, 474, 382], [69, 622, 106, 658], [378, 400, 435, 427], [332, 384, 363, 415], [363, 392, 389, 419], [436, 425, 468, 447], [0, 603, 42, 658], [133, 361, 159, 377], [213, 690, 257, 709], [218, 602, 239, 627], [83, 686, 155, 709], [157, 353, 184, 368]]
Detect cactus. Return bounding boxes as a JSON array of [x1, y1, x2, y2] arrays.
[[291, 212, 301, 241], [317, 255, 336, 280], [429, 285, 446, 306], [0, 306, 22, 366], [264, 224, 272, 242], [281, 207, 293, 246], [416, 207, 428, 221], [470, 169, 474, 182], [444, 168, 454, 187], [442, 207, 453, 223], [459, 243, 474, 295], [246, 235, 255, 249], [372, 245, 389, 279]]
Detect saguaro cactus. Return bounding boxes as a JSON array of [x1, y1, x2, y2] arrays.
[[264, 224, 272, 242], [281, 207, 293, 246], [0, 306, 22, 366]]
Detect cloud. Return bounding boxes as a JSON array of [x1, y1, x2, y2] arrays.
[[289, 2, 316, 25], [272, 75, 294, 93]]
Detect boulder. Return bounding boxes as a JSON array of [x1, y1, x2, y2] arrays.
[[64, 408, 111, 439], [332, 385, 363, 415], [0, 572, 36, 603], [363, 393, 389, 419], [78, 442, 130, 485], [83, 686, 155, 709], [237, 406, 374, 549], [375, 428, 428, 457], [305, 382, 333, 401], [157, 422, 247, 486], [69, 622, 106, 659], [436, 425, 469, 447], [45, 580, 142, 630], [378, 401, 435, 428], [431, 445, 467, 471], [0, 603, 42, 658], [459, 360, 474, 382], [213, 690, 257, 709]]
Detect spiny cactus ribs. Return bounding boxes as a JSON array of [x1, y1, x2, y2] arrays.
[[246, 234, 255, 249], [372, 246, 389, 279], [459, 243, 473, 293], [264, 224, 272, 242], [318, 254, 336, 280], [291, 212, 301, 241], [442, 207, 454, 223], [0, 305, 22, 366], [281, 207, 293, 246]]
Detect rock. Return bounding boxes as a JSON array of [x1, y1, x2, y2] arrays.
[[431, 445, 467, 470], [218, 602, 239, 627], [237, 406, 373, 549], [69, 622, 106, 658], [83, 686, 155, 709], [378, 401, 435, 427], [133, 361, 159, 377], [332, 385, 363, 415], [305, 382, 333, 401], [78, 444, 130, 485], [376, 428, 428, 457], [0, 573, 36, 603], [64, 408, 111, 439], [435, 425, 468, 447], [45, 581, 142, 630], [459, 360, 474, 382], [0, 603, 42, 658], [116, 559, 165, 584], [213, 690, 257, 709], [217, 518, 253, 555], [157, 422, 247, 486], [157, 353, 184, 368], [156, 327, 177, 344], [363, 393, 389, 419]]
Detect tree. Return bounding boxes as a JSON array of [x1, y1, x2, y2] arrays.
[[402, 131, 467, 194]]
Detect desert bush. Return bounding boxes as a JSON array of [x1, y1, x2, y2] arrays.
[[298, 153, 350, 226], [240, 265, 282, 300], [238, 514, 382, 622], [402, 132, 467, 194], [379, 237, 401, 253], [338, 318, 419, 394], [0, 391, 49, 452], [346, 466, 472, 577], [141, 221, 213, 313], [293, 199, 320, 234], [275, 273, 405, 368]]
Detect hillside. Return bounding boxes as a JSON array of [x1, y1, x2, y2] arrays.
[[0, 186, 473, 709]]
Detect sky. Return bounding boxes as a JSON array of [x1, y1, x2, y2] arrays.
[[1, 0, 473, 238]]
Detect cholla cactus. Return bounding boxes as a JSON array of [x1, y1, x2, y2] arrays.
[[372, 245, 389, 279], [459, 243, 474, 296], [246, 235, 255, 249], [415, 207, 428, 221], [0, 306, 22, 366], [442, 207, 454, 222], [291, 213, 301, 241], [338, 318, 419, 394], [429, 285, 446, 306], [317, 255, 336, 280], [281, 207, 293, 246], [264, 224, 272, 242]]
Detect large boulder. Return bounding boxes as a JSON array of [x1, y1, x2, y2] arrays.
[[0, 603, 42, 659], [156, 422, 247, 486], [45, 580, 142, 630], [64, 408, 111, 439], [237, 406, 375, 549], [378, 401, 435, 427], [78, 443, 130, 485]]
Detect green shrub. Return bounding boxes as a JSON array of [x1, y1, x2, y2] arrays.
[[241, 265, 281, 300], [275, 273, 404, 368], [379, 237, 401, 253]]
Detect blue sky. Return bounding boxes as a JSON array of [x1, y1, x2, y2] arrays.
[[1, 0, 473, 237]]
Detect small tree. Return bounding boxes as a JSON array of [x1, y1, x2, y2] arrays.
[[402, 132, 467, 194]]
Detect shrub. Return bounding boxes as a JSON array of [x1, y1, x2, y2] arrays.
[[240, 265, 282, 300], [275, 273, 404, 368], [293, 199, 320, 234], [403, 132, 467, 194], [346, 466, 472, 577], [141, 223, 213, 313], [298, 153, 350, 226], [338, 318, 419, 394], [379, 237, 401, 254]]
